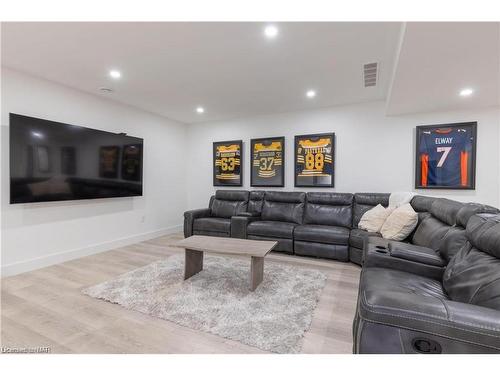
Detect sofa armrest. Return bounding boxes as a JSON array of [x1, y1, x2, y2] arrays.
[[183, 208, 211, 238], [364, 238, 444, 280], [362, 236, 389, 262], [359, 288, 500, 352], [388, 242, 445, 267], [230, 215, 261, 239]]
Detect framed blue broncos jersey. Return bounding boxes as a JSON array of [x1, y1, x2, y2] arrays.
[[415, 123, 476, 189]]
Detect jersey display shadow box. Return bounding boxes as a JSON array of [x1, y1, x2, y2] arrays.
[[213, 140, 243, 186], [415, 122, 476, 190], [250, 136, 285, 187], [294, 132, 335, 187]]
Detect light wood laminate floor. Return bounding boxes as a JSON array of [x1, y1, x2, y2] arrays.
[[1, 232, 361, 354]]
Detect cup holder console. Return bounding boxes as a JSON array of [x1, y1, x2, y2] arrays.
[[375, 245, 389, 254]]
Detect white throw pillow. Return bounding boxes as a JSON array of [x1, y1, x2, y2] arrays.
[[380, 203, 418, 241], [388, 192, 416, 208], [358, 204, 393, 233]]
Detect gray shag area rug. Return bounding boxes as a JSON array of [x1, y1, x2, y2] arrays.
[[82, 254, 327, 353]]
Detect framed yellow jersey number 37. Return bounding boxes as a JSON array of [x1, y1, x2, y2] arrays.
[[213, 140, 243, 186], [250, 136, 285, 187], [294, 132, 335, 187]]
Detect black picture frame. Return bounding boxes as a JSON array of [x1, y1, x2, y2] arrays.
[[415, 122, 477, 190], [213, 140, 243, 187], [294, 132, 335, 188], [250, 136, 285, 187]]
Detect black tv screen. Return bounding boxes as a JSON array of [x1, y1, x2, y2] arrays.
[[10, 113, 143, 204]]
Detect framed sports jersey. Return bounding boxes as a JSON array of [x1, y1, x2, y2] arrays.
[[294, 133, 335, 187], [250, 136, 285, 187], [213, 140, 243, 186], [415, 122, 476, 190]]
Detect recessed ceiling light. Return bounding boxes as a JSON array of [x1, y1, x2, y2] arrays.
[[306, 90, 317, 98], [459, 88, 474, 97], [264, 25, 279, 39], [196, 107, 205, 114], [109, 70, 121, 79]]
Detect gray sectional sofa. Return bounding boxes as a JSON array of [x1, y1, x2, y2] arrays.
[[184, 189, 500, 353]]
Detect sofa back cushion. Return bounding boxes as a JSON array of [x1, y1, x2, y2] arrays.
[[210, 190, 249, 218], [410, 195, 437, 213], [438, 204, 499, 261], [411, 198, 464, 250], [443, 214, 500, 310], [410, 195, 436, 226], [248, 190, 265, 214], [456, 203, 499, 228], [352, 193, 390, 228], [261, 191, 305, 224], [430, 198, 464, 226], [304, 192, 353, 227]]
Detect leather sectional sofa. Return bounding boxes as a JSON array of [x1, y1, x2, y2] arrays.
[[184, 189, 500, 353]]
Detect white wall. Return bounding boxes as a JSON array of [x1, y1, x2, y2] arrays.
[[1, 68, 187, 276], [186, 101, 500, 209]]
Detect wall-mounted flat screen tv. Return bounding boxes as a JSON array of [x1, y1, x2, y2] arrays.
[[10, 113, 143, 204]]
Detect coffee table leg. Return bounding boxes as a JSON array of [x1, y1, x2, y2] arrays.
[[184, 249, 203, 280], [250, 256, 264, 291]]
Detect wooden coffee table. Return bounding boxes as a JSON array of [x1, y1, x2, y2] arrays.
[[173, 235, 278, 291]]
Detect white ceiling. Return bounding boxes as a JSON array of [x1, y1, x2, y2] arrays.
[[386, 22, 500, 115], [1, 22, 499, 124], [1, 22, 402, 124]]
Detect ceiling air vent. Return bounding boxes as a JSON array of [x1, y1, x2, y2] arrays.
[[363, 62, 378, 87]]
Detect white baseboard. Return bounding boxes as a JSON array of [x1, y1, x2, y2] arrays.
[[1, 224, 183, 277]]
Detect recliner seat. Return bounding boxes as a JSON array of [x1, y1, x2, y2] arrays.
[[294, 192, 353, 261], [246, 191, 305, 254], [184, 190, 249, 238]]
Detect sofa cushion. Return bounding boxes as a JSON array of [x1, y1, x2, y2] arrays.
[[358, 204, 393, 233], [214, 190, 249, 201], [248, 190, 265, 214], [193, 217, 231, 233], [411, 216, 452, 250], [380, 204, 418, 241], [443, 214, 500, 310], [456, 203, 499, 228], [429, 198, 464, 226], [410, 195, 437, 213], [261, 191, 305, 224], [349, 228, 382, 249], [437, 225, 468, 261], [294, 224, 350, 245], [210, 190, 249, 218], [353, 193, 390, 228], [247, 220, 297, 239], [361, 267, 447, 300], [304, 192, 353, 227]]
